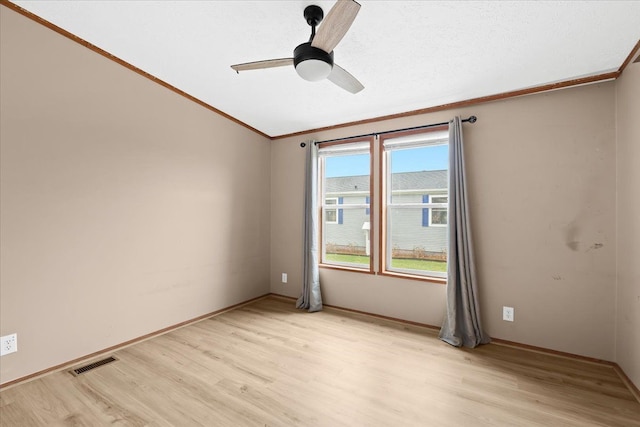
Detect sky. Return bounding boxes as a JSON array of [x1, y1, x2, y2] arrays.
[[325, 145, 448, 178]]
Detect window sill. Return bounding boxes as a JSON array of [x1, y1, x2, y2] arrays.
[[318, 264, 446, 284], [379, 270, 447, 285], [319, 263, 374, 274]]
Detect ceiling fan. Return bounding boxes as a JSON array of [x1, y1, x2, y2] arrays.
[[231, 0, 364, 94]]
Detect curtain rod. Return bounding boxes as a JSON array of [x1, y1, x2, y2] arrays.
[[299, 116, 477, 147]]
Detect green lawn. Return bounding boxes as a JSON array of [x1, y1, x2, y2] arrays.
[[325, 254, 446, 272]]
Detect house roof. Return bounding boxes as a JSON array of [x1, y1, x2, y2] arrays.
[[327, 170, 447, 194]]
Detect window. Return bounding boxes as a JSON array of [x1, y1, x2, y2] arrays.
[[422, 195, 448, 227], [381, 129, 449, 279], [430, 195, 448, 226], [319, 139, 372, 270], [317, 128, 448, 282], [325, 198, 338, 224]]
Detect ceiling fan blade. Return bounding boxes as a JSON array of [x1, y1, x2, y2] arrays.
[[311, 0, 361, 54], [328, 63, 364, 94], [231, 58, 293, 73]]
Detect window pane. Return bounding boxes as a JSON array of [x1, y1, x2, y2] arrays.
[[431, 208, 447, 225], [385, 136, 448, 277], [321, 145, 371, 269]]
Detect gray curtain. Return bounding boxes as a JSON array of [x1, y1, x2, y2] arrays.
[[439, 117, 490, 347], [297, 142, 323, 312]]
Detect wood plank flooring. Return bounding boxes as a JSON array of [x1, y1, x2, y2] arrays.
[[1, 296, 639, 426]]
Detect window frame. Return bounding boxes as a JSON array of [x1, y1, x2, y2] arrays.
[[378, 127, 449, 284], [316, 128, 449, 284], [318, 137, 374, 273]]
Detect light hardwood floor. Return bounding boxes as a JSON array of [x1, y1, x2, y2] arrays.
[[1, 296, 639, 426]]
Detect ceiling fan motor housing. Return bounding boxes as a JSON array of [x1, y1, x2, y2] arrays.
[[293, 42, 334, 81]]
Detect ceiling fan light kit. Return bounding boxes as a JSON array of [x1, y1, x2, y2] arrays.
[[294, 42, 334, 81], [230, 0, 363, 93]]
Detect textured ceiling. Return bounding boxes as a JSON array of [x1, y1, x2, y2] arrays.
[[10, 0, 640, 137]]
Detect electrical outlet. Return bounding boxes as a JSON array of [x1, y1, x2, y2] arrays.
[[503, 306, 514, 322], [1, 333, 17, 356], [281, 273, 288, 283]]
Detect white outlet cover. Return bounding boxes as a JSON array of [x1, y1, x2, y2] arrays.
[[1, 333, 18, 356], [503, 307, 515, 322]]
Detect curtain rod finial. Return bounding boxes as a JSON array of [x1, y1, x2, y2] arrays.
[[468, 116, 477, 123], [300, 142, 306, 147]]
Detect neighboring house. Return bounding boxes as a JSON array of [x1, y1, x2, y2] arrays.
[[325, 170, 448, 258]]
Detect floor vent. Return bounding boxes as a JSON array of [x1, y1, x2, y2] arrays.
[[70, 356, 117, 376]]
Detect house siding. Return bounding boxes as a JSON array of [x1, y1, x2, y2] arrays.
[[389, 193, 447, 254], [325, 195, 370, 251], [324, 171, 448, 255]]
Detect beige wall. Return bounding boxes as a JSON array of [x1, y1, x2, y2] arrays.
[[271, 82, 618, 361], [0, 7, 271, 385], [615, 62, 640, 386]]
